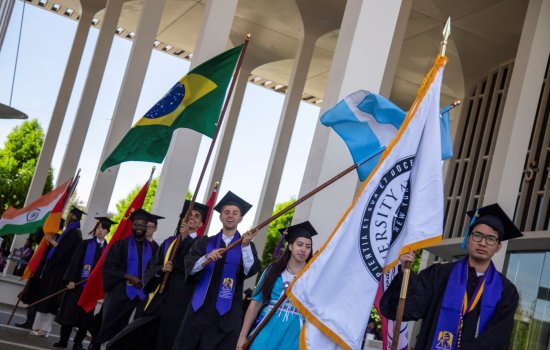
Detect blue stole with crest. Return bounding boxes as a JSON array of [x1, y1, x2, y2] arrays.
[[126, 237, 152, 300], [431, 257, 503, 350], [191, 231, 242, 315]]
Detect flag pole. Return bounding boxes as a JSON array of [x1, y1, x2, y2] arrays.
[[391, 18, 451, 350], [242, 294, 288, 349], [6, 171, 78, 325], [159, 35, 251, 294], [391, 260, 412, 350], [24, 278, 89, 309], [6, 281, 29, 325], [203, 148, 385, 265]]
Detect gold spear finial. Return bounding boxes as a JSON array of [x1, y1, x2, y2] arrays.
[[440, 17, 451, 57]]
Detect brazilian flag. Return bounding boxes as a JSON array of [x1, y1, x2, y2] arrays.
[[101, 45, 243, 171]]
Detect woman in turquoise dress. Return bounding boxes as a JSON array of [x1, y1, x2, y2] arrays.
[[237, 221, 318, 350]]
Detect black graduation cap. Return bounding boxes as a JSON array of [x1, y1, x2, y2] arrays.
[[95, 216, 117, 231], [180, 200, 209, 224], [466, 203, 522, 241], [147, 212, 165, 225], [129, 208, 150, 221], [70, 206, 87, 220], [278, 221, 318, 243], [213, 191, 252, 216]]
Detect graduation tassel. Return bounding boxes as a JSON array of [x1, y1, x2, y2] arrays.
[[159, 34, 251, 294]]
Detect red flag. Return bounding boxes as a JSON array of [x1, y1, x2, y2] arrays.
[[196, 183, 219, 238], [22, 178, 74, 280], [77, 176, 152, 312]]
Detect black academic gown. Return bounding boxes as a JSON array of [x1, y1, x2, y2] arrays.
[[22, 227, 82, 314], [107, 234, 197, 350], [380, 261, 519, 350], [94, 236, 157, 346], [55, 239, 104, 328], [173, 234, 261, 350]]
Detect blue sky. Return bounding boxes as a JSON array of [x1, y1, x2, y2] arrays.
[[0, 2, 319, 232]]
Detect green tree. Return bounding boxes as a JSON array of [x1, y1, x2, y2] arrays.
[[260, 198, 296, 274], [0, 119, 54, 215]]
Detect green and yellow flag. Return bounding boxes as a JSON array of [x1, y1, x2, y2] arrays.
[[101, 45, 243, 171]]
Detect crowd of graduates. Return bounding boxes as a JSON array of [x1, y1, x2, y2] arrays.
[[12, 188, 522, 350], [14, 191, 318, 350]]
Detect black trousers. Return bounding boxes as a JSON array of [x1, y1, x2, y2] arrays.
[[60, 325, 88, 345]]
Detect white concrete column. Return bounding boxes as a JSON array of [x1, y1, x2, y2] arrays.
[[26, 1, 104, 204], [204, 63, 252, 198], [56, 0, 125, 186], [151, 0, 238, 239], [0, 0, 15, 49], [6, 1, 104, 275], [83, 0, 169, 234], [251, 34, 317, 259], [483, 0, 550, 271], [294, 0, 406, 246]]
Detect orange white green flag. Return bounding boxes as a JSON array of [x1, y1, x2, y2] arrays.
[[287, 56, 447, 350], [0, 179, 71, 237], [21, 176, 77, 280]]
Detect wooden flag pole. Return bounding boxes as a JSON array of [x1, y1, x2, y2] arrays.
[[25, 278, 89, 309], [7, 170, 79, 325], [391, 260, 412, 350], [6, 280, 30, 325], [158, 35, 251, 294], [242, 294, 288, 350], [392, 19, 451, 350], [202, 147, 385, 267]]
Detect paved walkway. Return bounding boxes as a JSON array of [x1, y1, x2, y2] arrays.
[[0, 303, 90, 350]]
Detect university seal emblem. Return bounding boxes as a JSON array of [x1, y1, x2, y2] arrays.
[[359, 156, 414, 280]]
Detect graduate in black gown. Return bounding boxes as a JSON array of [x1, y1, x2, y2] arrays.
[[146, 212, 163, 252], [380, 203, 521, 350], [29, 207, 84, 337], [93, 209, 158, 348], [173, 191, 261, 350], [53, 217, 113, 349], [107, 200, 209, 350]]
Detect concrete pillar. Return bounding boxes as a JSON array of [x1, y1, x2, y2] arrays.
[[0, 0, 15, 49], [56, 0, 125, 186], [294, 0, 407, 246], [204, 62, 252, 199], [25, 1, 105, 204], [6, 1, 105, 275], [251, 34, 316, 260], [83, 0, 169, 234], [151, 0, 238, 240], [483, 0, 550, 271]]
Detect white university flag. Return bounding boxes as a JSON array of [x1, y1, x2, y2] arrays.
[[287, 56, 447, 350]]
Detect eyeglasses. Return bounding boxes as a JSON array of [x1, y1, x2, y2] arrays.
[[470, 231, 499, 246], [132, 223, 147, 228]]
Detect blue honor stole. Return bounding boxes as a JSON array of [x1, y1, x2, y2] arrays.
[[126, 237, 152, 300], [45, 221, 81, 262], [191, 231, 242, 316], [432, 257, 503, 350], [81, 239, 105, 286]]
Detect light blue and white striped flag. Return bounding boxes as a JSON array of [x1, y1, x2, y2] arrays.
[[321, 91, 454, 182]]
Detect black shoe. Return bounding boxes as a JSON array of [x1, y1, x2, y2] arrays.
[[53, 342, 68, 348], [14, 322, 32, 329], [72, 344, 85, 350]]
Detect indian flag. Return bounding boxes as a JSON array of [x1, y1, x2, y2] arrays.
[[0, 180, 71, 237]]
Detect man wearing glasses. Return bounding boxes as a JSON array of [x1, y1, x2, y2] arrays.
[[93, 209, 159, 348], [381, 203, 521, 350]]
